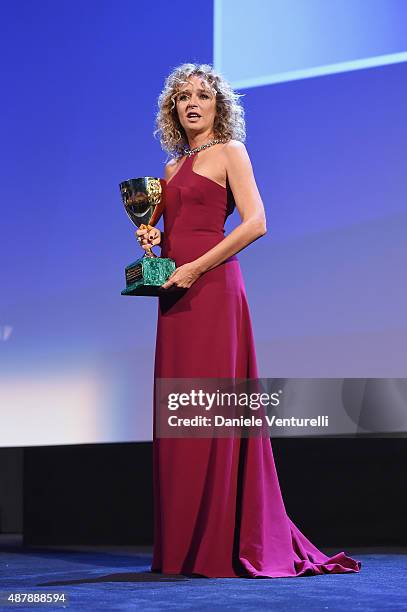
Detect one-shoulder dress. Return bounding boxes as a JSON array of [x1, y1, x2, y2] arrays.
[[151, 151, 361, 578]]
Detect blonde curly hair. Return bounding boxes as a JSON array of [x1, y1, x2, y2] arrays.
[[153, 63, 246, 159]]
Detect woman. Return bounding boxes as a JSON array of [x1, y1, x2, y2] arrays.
[[137, 63, 361, 578]]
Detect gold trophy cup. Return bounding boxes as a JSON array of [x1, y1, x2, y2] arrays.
[[119, 177, 176, 296]]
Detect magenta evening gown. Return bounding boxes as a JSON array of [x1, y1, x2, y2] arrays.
[[151, 151, 361, 578]]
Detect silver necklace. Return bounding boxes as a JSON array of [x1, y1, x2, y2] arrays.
[[184, 138, 227, 157]]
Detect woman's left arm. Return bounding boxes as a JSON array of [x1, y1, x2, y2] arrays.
[[162, 141, 267, 289]]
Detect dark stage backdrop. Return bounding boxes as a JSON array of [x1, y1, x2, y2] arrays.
[[1, 0, 406, 446]]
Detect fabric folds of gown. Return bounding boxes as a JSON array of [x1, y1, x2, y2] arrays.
[[151, 152, 361, 578]]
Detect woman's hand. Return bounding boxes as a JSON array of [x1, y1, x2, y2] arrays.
[[135, 225, 161, 251], [161, 262, 202, 290]]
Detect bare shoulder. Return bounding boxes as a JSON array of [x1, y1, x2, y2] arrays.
[[222, 139, 252, 172], [224, 139, 246, 151], [223, 139, 250, 163]]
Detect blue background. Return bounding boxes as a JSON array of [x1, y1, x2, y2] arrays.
[[0, 0, 406, 445]]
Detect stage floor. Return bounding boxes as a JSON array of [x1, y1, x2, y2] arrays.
[[1, 535, 406, 611]]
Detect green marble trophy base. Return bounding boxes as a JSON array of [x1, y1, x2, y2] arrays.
[[121, 255, 177, 297]]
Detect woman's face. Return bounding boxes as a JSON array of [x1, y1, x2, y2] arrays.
[[175, 75, 217, 138]]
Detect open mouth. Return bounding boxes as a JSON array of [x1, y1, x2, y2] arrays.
[[187, 113, 201, 120]]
